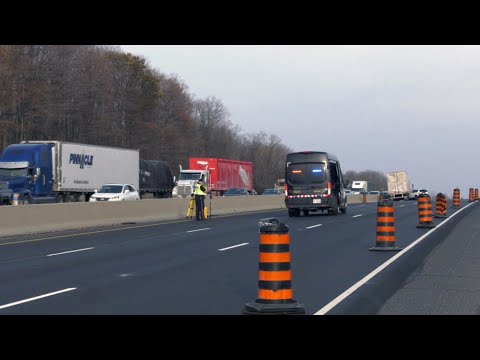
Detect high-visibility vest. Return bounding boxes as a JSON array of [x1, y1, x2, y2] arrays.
[[194, 183, 206, 196]]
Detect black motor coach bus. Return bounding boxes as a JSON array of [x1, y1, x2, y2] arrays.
[[285, 151, 349, 217]]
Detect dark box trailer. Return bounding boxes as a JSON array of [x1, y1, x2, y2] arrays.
[[139, 159, 175, 198]]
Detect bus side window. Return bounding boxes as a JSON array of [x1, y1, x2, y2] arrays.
[[329, 162, 339, 186]]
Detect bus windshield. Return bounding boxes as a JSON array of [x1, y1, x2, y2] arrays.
[[287, 163, 326, 185]]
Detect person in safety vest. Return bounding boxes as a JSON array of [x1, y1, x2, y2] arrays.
[[192, 178, 207, 220]]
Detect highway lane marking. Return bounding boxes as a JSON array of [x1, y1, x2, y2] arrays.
[[0, 288, 77, 310], [0, 209, 283, 247], [187, 228, 211, 233], [306, 224, 323, 229], [46, 247, 94, 257], [314, 201, 476, 315], [399, 205, 405, 207], [352, 215, 363, 218], [218, 243, 249, 251]]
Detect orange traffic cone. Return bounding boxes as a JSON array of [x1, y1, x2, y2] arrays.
[[244, 218, 305, 315], [369, 198, 402, 251], [416, 193, 435, 228]]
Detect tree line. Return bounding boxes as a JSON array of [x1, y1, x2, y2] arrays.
[[0, 45, 390, 193], [0, 45, 292, 193]]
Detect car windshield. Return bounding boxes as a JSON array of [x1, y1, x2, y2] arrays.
[[99, 185, 123, 193]]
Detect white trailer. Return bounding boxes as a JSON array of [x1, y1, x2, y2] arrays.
[[387, 171, 410, 200], [351, 180, 368, 194], [23, 141, 139, 201]]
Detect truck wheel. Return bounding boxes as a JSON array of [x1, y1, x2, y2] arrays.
[[56, 194, 64, 203], [22, 196, 32, 205], [340, 196, 347, 214], [303, 210, 309, 216], [288, 209, 295, 217], [329, 197, 340, 215]]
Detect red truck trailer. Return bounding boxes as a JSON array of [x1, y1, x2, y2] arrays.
[[188, 158, 253, 196]]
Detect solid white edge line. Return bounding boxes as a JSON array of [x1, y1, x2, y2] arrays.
[[352, 215, 363, 218], [0, 288, 77, 310], [187, 228, 211, 233], [47, 247, 94, 257], [314, 202, 475, 315], [306, 224, 323, 229], [218, 243, 249, 251]]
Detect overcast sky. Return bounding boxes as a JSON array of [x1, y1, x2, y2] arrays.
[[121, 45, 480, 196]]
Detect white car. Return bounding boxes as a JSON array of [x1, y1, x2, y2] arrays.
[[409, 189, 429, 200], [89, 184, 140, 202]]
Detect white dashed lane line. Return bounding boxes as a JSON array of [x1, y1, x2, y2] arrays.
[[306, 224, 323, 229], [352, 214, 363, 218], [46, 247, 94, 257], [218, 243, 249, 251], [187, 228, 211, 233]]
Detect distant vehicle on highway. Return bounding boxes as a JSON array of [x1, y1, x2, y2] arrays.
[[223, 188, 249, 196], [369, 190, 380, 195], [409, 189, 429, 200], [262, 188, 280, 195], [89, 184, 140, 202], [379, 191, 391, 201]]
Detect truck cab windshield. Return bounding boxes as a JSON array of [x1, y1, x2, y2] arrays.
[[179, 172, 202, 181], [0, 168, 28, 178]]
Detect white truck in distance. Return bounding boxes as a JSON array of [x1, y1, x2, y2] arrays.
[[387, 171, 410, 200], [351, 180, 368, 194]]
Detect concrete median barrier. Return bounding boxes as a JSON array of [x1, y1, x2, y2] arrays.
[[0, 195, 287, 237], [0, 194, 381, 237]]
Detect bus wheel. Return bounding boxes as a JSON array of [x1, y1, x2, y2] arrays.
[[330, 198, 340, 215]]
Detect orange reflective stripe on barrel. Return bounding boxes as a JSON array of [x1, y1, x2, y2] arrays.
[[376, 201, 395, 244], [418, 194, 433, 223], [257, 231, 293, 304], [453, 188, 460, 208], [435, 193, 447, 216]]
